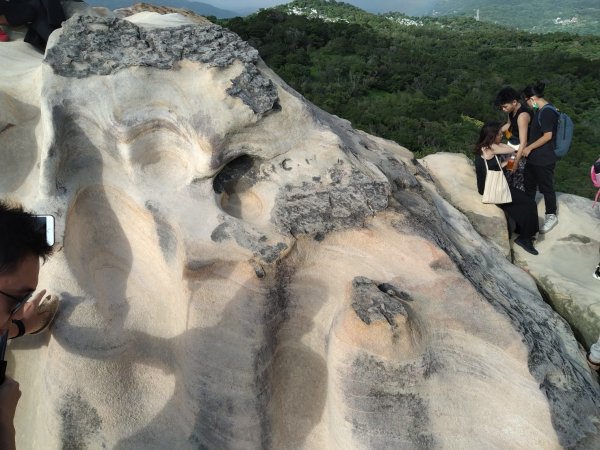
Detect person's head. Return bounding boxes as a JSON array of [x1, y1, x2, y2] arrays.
[[474, 121, 503, 155], [521, 82, 546, 110], [0, 201, 53, 328], [494, 87, 521, 113]]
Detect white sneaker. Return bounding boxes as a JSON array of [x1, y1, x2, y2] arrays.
[[540, 213, 558, 233]]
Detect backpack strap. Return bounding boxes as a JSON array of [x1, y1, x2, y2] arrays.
[[537, 104, 558, 127]]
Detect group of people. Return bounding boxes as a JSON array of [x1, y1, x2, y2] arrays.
[[0, 0, 65, 49], [474, 82, 560, 256], [0, 202, 58, 449], [475, 85, 600, 374]]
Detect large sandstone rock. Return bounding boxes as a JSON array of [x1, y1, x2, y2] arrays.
[[424, 153, 600, 349], [420, 152, 510, 257], [1, 12, 599, 450], [517, 193, 600, 347]]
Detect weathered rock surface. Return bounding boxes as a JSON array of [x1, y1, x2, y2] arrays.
[[423, 153, 600, 349], [421, 152, 511, 257], [1, 11, 599, 450]]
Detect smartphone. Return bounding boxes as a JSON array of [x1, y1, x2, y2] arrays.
[[34, 215, 55, 246]]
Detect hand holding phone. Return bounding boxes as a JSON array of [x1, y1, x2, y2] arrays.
[[33, 215, 55, 246]]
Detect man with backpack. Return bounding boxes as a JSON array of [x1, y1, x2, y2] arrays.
[[520, 82, 561, 233]]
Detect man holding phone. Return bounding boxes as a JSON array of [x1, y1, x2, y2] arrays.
[[0, 201, 57, 449]]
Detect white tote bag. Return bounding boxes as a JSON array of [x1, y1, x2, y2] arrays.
[[482, 155, 512, 204]]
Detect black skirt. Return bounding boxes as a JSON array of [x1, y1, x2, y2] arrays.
[[498, 186, 539, 238]]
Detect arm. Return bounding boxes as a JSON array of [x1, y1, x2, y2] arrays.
[[0, 377, 20, 450], [489, 142, 516, 154], [7, 290, 48, 338], [475, 158, 486, 195], [513, 112, 531, 169]]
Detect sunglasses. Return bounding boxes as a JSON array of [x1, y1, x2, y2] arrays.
[[0, 290, 34, 316]]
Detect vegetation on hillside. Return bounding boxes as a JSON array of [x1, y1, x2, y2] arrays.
[[219, 0, 600, 198], [430, 0, 600, 36]]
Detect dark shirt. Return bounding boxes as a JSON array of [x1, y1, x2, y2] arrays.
[[527, 105, 558, 166], [508, 105, 533, 146]]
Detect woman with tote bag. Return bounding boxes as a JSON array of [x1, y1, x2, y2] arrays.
[[474, 121, 540, 255]]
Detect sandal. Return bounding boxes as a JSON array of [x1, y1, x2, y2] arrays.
[[9, 295, 59, 339]]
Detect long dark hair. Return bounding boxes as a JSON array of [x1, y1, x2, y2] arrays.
[[521, 81, 546, 101], [473, 121, 502, 155]]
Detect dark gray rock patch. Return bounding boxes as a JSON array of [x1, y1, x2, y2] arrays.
[[46, 15, 279, 113], [558, 234, 592, 244], [273, 168, 389, 236], [145, 201, 177, 263], [351, 276, 408, 327], [46, 15, 260, 77], [211, 217, 288, 263], [375, 156, 420, 191], [60, 391, 102, 450], [347, 354, 436, 449], [226, 63, 279, 114]]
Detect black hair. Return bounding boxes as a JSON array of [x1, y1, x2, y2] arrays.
[[0, 201, 53, 274], [494, 86, 520, 107], [474, 121, 502, 155], [521, 81, 546, 100]]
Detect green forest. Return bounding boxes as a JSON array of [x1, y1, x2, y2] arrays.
[[217, 0, 600, 198], [429, 0, 600, 36]]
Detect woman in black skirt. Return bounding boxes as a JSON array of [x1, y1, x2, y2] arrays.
[[474, 121, 539, 255]]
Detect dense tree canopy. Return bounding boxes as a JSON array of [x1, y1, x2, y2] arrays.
[[219, 1, 600, 197], [430, 0, 600, 36]]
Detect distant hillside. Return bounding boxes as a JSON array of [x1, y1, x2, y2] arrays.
[[86, 0, 240, 18], [221, 0, 600, 198], [279, 0, 600, 35], [429, 0, 600, 35]]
